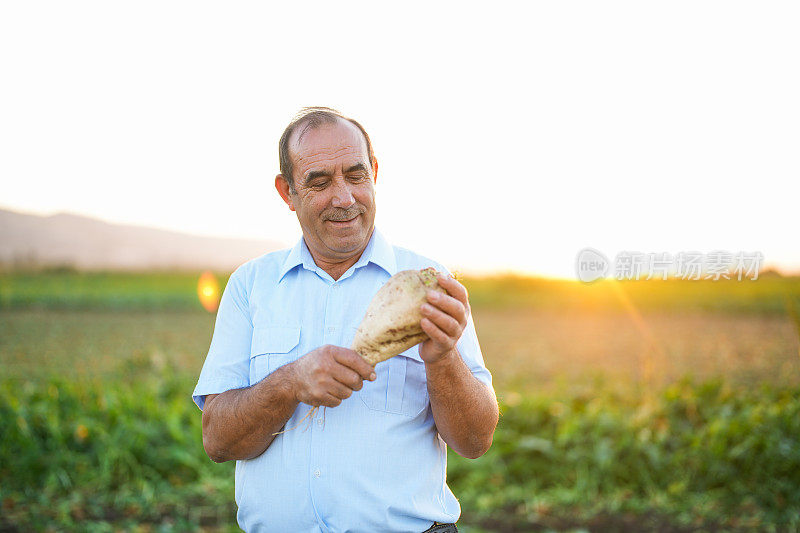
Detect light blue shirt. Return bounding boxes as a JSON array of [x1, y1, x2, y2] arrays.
[[192, 227, 493, 533]]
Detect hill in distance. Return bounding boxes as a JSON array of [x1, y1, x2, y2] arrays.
[[0, 207, 285, 271]]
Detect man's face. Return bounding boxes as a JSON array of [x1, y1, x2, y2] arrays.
[[285, 119, 376, 260]]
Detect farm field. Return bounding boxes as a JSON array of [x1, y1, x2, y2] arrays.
[[1, 271, 800, 531]]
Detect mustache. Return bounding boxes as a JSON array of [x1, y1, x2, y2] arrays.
[[325, 205, 366, 221]]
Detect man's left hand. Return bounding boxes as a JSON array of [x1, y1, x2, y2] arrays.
[[418, 273, 470, 364]]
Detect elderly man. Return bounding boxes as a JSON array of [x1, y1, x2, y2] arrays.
[[192, 108, 498, 533]]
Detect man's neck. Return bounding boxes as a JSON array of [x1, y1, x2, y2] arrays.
[[305, 230, 373, 281], [310, 252, 360, 281]]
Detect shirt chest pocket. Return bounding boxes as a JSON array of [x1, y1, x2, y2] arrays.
[[350, 327, 430, 418], [249, 326, 301, 385]]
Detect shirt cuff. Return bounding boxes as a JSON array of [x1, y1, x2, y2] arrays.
[[192, 379, 250, 410], [471, 368, 493, 389]]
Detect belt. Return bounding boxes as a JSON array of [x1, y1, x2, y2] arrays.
[[421, 523, 458, 533]]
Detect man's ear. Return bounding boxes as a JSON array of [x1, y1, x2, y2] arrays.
[[372, 157, 379, 185], [275, 175, 295, 211]]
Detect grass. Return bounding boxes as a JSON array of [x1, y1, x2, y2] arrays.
[[1, 270, 800, 531], [3, 268, 799, 314], [0, 269, 230, 311], [0, 373, 237, 532], [462, 271, 800, 315], [452, 380, 800, 531], [4, 371, 800, 531]]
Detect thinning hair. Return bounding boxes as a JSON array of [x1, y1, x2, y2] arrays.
[[278, 107, 375, 192]]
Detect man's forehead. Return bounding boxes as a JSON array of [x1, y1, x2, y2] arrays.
[[290, 119, 368, 163]]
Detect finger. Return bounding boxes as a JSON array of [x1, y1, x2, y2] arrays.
[[333, 347, 377, 381], [326, 379, 353, 401], [426, 291, 466, 324], [420, 303, 461, 337], [321, 393, 343, 408], [436, 274, 469, 306], [421, 317, 453, 346], [331, 364, 364, 391]]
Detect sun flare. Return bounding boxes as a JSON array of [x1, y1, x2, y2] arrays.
[[197, 271, 220, 313]]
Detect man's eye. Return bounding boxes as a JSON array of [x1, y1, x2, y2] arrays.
[[347, 174, 367, 182]]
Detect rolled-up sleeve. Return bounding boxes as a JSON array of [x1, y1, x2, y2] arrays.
[[192, 266, 253, 410], [434, 264, 493, 388], [456, 310, 493, 388]]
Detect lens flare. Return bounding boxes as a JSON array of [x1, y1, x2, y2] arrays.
[[197, 271, 220, 312]]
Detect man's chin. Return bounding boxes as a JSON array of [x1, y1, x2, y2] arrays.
[[324, 237, 362, 254], [321, 226, 370, 254]]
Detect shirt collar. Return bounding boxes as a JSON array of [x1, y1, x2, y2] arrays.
[[278, 226, 397, 282]]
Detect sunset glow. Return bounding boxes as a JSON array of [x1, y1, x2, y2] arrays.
[[1, 2, 798, 278]]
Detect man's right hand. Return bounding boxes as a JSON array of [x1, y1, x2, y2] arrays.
[[288, 345, 377, 408]]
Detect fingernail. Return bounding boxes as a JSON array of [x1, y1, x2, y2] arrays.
[[370, 372, 377, 381]]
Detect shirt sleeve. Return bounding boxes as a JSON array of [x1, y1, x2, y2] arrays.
[[192, 266, 253, 410], [436, 264, 493, 389], [456, 309, 493, 388]]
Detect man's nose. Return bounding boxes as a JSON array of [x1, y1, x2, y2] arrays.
[[330, 177, 355, 208]]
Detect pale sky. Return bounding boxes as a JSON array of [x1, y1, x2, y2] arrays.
[[1, 1, 798, 278]]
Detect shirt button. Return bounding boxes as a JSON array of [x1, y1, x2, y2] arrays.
[[317, 418, 324, 427], [332, 284, 339, 290], [314, 469, 321, 478], [327, 326, 335, 334]]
